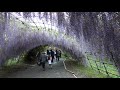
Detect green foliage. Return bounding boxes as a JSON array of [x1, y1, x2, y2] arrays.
[[5, 53, 25, 66], [0, 45, 48, 77], [65, 59, 107, 78], [0, 53, 27, 77], [86, 53, 120, 78], [77, 64, 107, 78], [62, 51, 71, 59], [63, 52, 107, 78], [24, 45, 47, 64]]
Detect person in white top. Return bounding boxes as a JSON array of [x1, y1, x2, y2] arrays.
[[48, 55, 52, 69]]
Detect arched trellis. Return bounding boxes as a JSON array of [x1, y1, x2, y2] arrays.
[[0, 12, 85, 67], [0, 12, 120, 74], [0, 26, 85, 66]]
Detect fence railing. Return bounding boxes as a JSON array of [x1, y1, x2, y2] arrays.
[[85, 52, 120, 78]]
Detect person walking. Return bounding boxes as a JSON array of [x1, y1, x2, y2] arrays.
[[59, 50, 61, 58], [50, 49, 54, 63], [39, 52, 48, 71], [47, 49, 50, 56], [54, 49, 56, 61], [48, 55, 52, 69], [56, 49, 60, 61]]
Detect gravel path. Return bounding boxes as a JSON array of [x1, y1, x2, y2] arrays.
[[5, 59, 75, 78]]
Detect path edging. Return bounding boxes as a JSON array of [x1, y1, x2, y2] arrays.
[[63, 60, 77, 78]]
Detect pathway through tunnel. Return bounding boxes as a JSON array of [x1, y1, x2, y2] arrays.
[[5, 58, 76, 78], [1, 12, 120, 78], [1, 45, 82, 78], [0, 45, 107, 78]]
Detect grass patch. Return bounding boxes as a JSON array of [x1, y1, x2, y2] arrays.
[[63, 52, 112, 78], [0, 63, 28, 78], [65, 59, 107, 78], [78, 64, 107, 78], [0, 53, 28, 78], [86, 54, 120, 78]]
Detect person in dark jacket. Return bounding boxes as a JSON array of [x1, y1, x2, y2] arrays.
[[59, 50, 61, 58], [39, 52, 47, 71], [47, 49, 50, 56], [56, 49, 60, 61], [50, 49, 54, 63]]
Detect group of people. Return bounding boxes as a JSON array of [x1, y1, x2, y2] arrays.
[[37, 48, 61, 71]]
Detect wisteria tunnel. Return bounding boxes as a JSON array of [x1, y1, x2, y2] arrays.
[[0, 12, 120, 78]]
